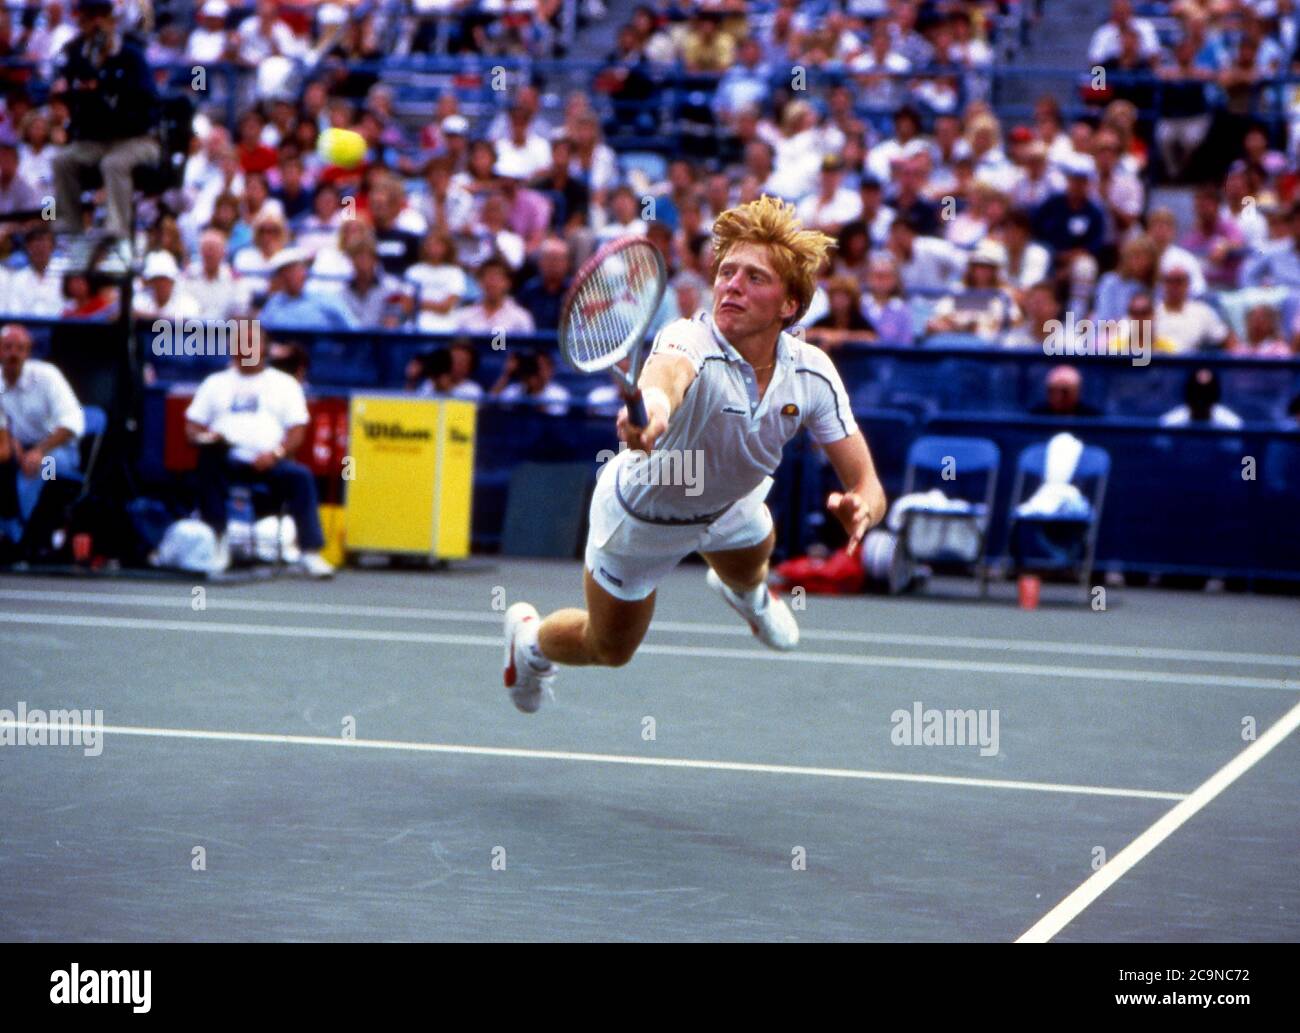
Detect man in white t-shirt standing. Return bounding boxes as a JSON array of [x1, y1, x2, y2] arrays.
[[185, 332, 334, 577]]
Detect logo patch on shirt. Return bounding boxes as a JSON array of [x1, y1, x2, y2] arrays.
[[781, 403, 800, 417]]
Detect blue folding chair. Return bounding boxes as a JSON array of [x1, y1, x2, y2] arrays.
[[1005, 441, 1111, 594], [898, 435, 1001, 596]]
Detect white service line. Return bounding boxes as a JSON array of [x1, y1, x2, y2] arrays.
[[1, 588, 1296, 669], [0, 719, 1187, 801], [1, 611, 1296, 691], [1016, 696, 1300, 943]]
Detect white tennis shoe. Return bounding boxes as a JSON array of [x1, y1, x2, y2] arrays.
[[706, 569, 800, 651], [503, 602, 556, 713]]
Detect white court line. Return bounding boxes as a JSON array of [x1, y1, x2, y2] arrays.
[[0, 719, 1187, 801], [1016, 696, 1300, 942], [1, 588, 1296, 669], [1, 611, 1297, 691]]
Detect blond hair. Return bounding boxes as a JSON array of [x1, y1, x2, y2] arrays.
[[709, 195, 836, 327]]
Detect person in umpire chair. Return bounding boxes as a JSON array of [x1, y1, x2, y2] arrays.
[[49, 0, 161, 250]]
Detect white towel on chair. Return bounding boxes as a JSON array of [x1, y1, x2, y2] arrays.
[[1016, 433, 1091, 519]]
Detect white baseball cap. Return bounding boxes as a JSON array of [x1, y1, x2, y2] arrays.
[[142, 250, 180, 281]]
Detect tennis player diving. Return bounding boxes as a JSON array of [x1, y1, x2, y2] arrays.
[[504, 195, 886, 712]]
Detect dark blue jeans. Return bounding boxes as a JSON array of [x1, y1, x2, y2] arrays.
[[195, 445, 324, 551]]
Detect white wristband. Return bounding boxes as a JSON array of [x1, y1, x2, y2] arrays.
[[641, 386, 671, 421]]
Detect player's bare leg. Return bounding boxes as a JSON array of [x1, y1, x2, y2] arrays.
[[537, 568, 656, 667], [701, 528, 800, 651]]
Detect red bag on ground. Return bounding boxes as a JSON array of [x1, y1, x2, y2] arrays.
[[771, 547, 865, 595]]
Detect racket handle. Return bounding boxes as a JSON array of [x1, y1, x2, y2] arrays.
[[625, 390, 649, 430]]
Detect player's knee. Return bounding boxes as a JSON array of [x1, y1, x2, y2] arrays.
[[591, 638, 637, 668]]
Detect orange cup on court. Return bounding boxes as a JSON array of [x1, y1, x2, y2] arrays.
[[1018, 574, 1041, 610]]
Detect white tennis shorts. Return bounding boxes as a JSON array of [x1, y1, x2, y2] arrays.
[[585, 451, 774, 601]]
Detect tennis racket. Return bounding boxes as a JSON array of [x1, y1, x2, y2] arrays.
[[557, 236, 668, 429]]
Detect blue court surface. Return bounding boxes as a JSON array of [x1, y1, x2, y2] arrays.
[[0, 561, 1296, 942]]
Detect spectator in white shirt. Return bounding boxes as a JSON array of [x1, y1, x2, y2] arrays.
[[1087, 0, 1161, 65], [796, 154, 864, 236], [493, 104, 553, 183], [0, 323, 84, 546], [1160, 368, 1245, 429], [3, 227, 63, 317], [236, 0, 307, 65], [451, 258, 536, 335], [184, 339, 333, 577], [232, 210, 292, 300], [405, 230, 472, 333], [186, 0, 236, 64], [134, 251, 203, 321], [1154, 264, 1234, 354], [884, 215, 967, 293], [1148, 207, 1208, 296], [184, 229, 248, 321]]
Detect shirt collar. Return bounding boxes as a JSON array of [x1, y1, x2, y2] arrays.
[[700, 310, 795, 367]]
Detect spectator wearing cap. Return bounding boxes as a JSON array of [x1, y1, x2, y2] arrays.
[[861, 253, 914, 345], [1029, 365, 1102, 417], [187, 1, 237, 64], [0, 323, 83, 550], [796, 155, 864, 237], [260, 248, 357, 331], [134, 250, 202, 320], [404, 230, 472, 334], [451, 257, 535, 335], [516, 237, 572, 332], [1181, 184, 1247, 289], [926, 240, 1022, 342], [1242, 200, 1300, 288], [183, 228, 247, 322], [1031, 156, 1107, 313], [2, 226, 63, 317], [1160, 368, 1244, 429], [49, 0, 160, 244], [884, 214, 967, 293], [1154, 262, 1233, 354], [432, 114, 472, 176], [856, 175, 897, 249], [341, 236, 411, 329]]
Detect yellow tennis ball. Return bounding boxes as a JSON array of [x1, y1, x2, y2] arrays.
[[316, 127, 367, 169]]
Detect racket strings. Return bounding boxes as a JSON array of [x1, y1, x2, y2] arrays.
[[565, 245, 662, 370]]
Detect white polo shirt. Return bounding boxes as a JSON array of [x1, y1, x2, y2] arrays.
[[616, 313, 858, 524], [0, 359, 85, 446]]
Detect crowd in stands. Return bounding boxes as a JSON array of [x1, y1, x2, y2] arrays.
[[2, 0, 1300, 566]]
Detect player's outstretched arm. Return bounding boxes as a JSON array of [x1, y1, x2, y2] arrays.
[[823, 431, 887, 556], [617, 352, 697, 453]]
